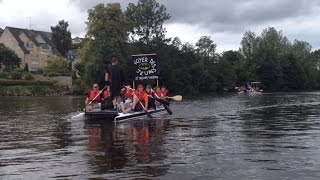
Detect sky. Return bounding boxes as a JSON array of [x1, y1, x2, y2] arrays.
[[0, 0, 320, 52]]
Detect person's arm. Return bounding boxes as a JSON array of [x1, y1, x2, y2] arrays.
[[105, 72, 109, 82], [143, 94, 149, 110], [85, 97, 89, 105], [105, 65, 110, 82]]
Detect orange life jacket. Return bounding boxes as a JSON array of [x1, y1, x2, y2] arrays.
[[88, 90, 101, 103], [134, 90, 148, 103]]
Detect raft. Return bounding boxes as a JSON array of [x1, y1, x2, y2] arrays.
[[85, 107, 166, 122]]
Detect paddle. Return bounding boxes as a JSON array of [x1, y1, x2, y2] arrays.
[[125, 86, 152, 118], [166, 95, 182, 101], [86, 85, 108, 106], [150, 89, 173, 115]]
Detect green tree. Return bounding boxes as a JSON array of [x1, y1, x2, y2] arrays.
[[43, 57, 71, 76], [51, 20, 72, 56], [126, 0, 170, 45], [195, 36, 217, 63], [0, 43, 21, 69], [79, 3, 132, 85]]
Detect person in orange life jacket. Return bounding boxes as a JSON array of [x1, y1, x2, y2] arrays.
[[161, 86, 169, 101], [85, 84, 102, 105], [145, 85, 156, 110], [154, 86, 163, 106], [131, 84, 149, 111]]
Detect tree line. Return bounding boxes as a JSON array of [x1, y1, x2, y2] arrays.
[[74, 0, 320, 94]]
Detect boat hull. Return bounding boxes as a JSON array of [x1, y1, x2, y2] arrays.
[[85, 107, 167, 122]]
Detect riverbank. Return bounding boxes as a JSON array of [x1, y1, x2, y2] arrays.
[[0, 79, 72, 96]]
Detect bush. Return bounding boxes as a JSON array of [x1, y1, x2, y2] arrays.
[[43, 57, 71, 77], [46, 72, 61, 77], [10, 70, 23, 80], [0, 71, 8, 79], [0, 79, 55, 86], [23, 72, 34, 80]]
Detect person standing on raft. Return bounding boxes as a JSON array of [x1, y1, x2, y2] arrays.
[[105, 56, 124, 109]]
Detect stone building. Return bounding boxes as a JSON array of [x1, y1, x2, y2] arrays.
[[0, 28, 3, 37], [0, 26, 61, 71]]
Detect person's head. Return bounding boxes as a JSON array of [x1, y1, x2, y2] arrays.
[[161, 86, 167, 92], [137, 83, 144, 92], [155, 86, 161, 92], [126, 85, 132, 92], [146, 85, 152, 93], [92, 83, 99, 92], [111, 56, 118, 64]]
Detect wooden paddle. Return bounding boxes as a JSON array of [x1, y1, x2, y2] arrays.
[[125, 86, 152, 118], [86, 85, 107, 106], [167, 95, 182, 101]]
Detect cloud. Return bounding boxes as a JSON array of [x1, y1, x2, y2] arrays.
[[1, 0, 320, 52]]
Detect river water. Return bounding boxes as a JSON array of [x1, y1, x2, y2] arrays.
[[1, 93, 320, 179]]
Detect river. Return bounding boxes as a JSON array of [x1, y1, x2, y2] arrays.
[[1, 93, 320, 179]]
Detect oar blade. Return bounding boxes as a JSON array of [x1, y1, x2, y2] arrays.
[[171, 95, 182, 101]]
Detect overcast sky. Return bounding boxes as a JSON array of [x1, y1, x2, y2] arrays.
[[0, 0, 320, 52]]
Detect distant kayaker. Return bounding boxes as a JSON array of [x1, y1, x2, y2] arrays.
[[105, 56, 124, 109]]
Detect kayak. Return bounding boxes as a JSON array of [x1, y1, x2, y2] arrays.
[[85, 107, 167, 122]]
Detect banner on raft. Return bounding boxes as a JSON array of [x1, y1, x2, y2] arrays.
[[132, 54, 158, 81]]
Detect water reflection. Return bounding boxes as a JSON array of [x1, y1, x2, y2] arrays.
[[2, 94, 320, 179], [84, 119, 170, 177]]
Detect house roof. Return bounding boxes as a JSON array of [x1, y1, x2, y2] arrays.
[[5, 26, 61, 55]]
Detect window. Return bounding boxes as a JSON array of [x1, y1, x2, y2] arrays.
[[41, 44, 49, 50], [26, 41, 33, 48], [30, 59, 40, 71]]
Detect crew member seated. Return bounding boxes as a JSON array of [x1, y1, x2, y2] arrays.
[[161, 86, 169, 101], [154, 86, 164, 106], [101, 86, 114, 110], [146, 85, 156, 110], [131, 83, 149, 111], [85, 83, 102, 105]]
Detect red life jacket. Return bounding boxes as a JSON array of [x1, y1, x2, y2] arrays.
[[125, 90, 133, 99], [155, 90, 162, 98], [103, 90, 110, 98], [161, 89, 168, 97], [88, 90, 101, 103]]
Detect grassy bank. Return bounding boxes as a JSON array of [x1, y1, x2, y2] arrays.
[[0, 79, 71, 96]]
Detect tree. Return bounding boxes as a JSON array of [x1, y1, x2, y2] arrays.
[[240, 31, 257, 62], [126, 0, 170, 45], [79, 3, 132, 85], [43, 57, 71, 76], [51, 20, 72, 56], [0, 43, 21, 69], [195, 36, 217, 63]]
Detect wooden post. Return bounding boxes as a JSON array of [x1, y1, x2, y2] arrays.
[[156, 79, 159, 87]]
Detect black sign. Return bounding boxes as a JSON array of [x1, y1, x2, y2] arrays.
[[132, 54, 158, 81]]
